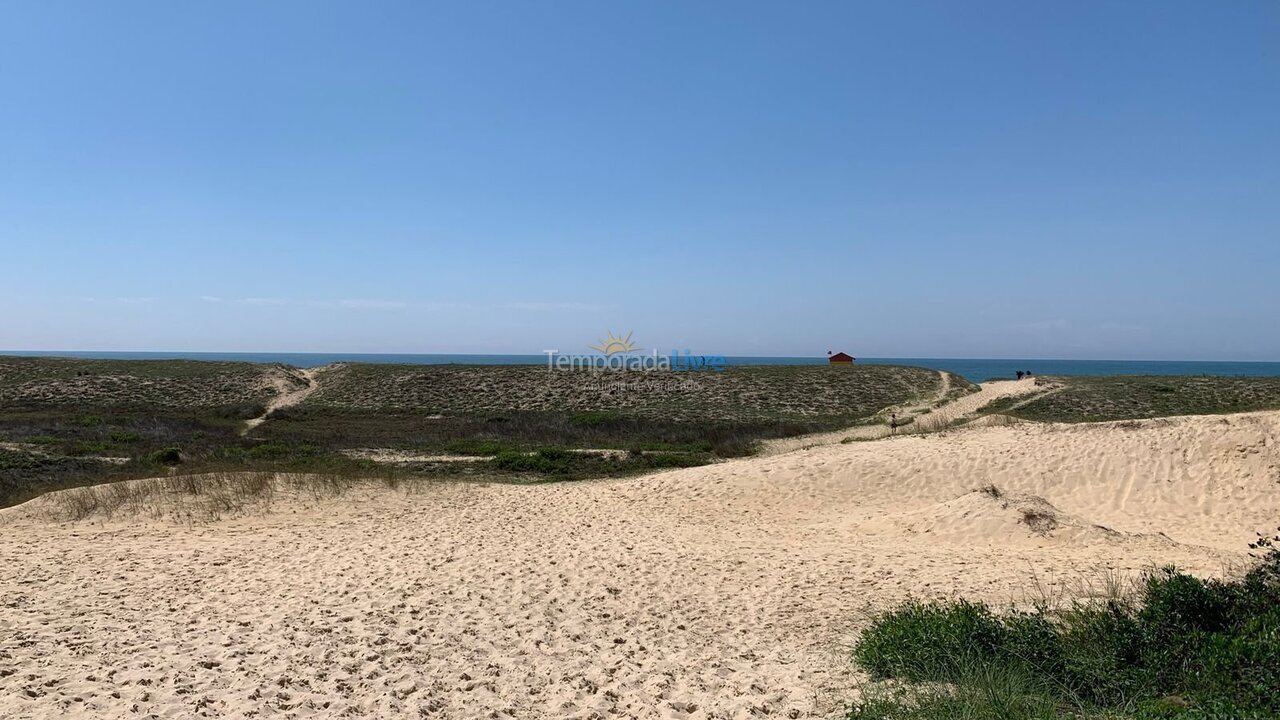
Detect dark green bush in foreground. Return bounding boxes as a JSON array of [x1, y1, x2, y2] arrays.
[[851, 552, 1280, 719]]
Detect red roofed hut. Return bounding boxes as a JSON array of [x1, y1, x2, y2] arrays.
[[827, 351, 855, 365]]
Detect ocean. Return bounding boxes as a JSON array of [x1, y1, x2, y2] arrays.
[[4, 351, 1280, 383]]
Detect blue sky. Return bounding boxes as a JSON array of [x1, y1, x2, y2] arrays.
[[1, 1, 1277, 359]]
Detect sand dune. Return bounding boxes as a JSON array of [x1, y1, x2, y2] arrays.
[[859, 487, 1172, 548], [2, 408, 1277, 718], [761, 375, 1047, 454]]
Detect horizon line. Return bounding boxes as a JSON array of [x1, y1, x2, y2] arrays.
[[3, 349, 1280, 365]]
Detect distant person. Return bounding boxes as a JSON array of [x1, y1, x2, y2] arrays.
[[1016, 371, 1024, 380]]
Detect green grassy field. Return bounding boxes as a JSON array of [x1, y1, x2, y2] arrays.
[[984, 375, 1280, 423]]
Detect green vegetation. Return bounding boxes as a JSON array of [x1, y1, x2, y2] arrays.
[[989, 376, 1280, 423], [0, 357, 367, 506], [0, 404, 390, 506], [0, 448, 108, 508], [849, 548, 1280, 720], [941, 373, 978, 404], [0, 356, 953, 506], [488, 446, 704, 479], [302, 363, 954, 423], [252, 364, 956, 479], [148, 447, 183, 465], [10, 357, 1280, 511], [262, 405, 824, 456], [0, 356, 279, 410]]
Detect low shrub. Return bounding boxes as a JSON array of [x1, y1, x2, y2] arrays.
[[854, 600, 1007, 681], [535, 446, 571, 461], [491, 447, 575, 474], [148, 447, 183, 466], [850, 551, 1280, 719], [642, 452, 700, 469]]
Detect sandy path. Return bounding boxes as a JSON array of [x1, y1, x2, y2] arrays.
[[242, 366, 324, 435], [764, 375, 1045, 454], [2, 410, 1277, 718]]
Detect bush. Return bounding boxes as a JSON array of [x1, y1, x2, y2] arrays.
[[534, 446, 572, 461], [491, 448, 573, 474], [642, 452, 700, 469], [1053, 599, 1146, 705], [148, 447, 183, 466], [246, 442, 292, 460], [854, 600, 1008, 681], [851, 552, 1280, 718]]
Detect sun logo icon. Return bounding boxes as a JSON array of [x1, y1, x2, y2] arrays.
[[590, 330, 640, 356]]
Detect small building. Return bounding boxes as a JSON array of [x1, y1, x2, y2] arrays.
[[827, 351, 855, 365]]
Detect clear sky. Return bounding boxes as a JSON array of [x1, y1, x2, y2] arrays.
[[1, 1, 1277, 360]]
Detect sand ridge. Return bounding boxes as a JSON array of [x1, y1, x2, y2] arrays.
[[2, 405, 1277, 718]]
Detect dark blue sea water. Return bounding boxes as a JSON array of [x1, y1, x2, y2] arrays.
[[4, 351, 1280, 383]]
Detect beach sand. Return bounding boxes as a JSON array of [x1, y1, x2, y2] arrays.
[[2, 408, 1278, 718]]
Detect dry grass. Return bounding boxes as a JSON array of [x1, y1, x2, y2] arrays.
[[21, 471, 409, 524]]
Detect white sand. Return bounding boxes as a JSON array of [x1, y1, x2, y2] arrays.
[[2, 408, 1278, 718]]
